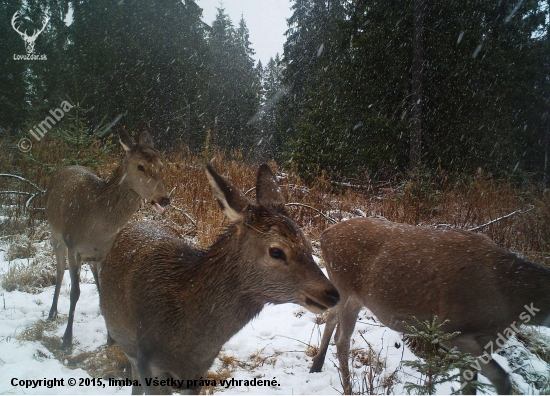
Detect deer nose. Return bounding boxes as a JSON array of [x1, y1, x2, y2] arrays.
[[327, 287, 340, 307], [161, 197, 170, 208]]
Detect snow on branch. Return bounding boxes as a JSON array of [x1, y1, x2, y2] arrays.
[[0, 174, 45, 211], [0, 174, 45, 193], [467, 205, 535, 232]]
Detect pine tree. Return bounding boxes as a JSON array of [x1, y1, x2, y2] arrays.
[[402, 316, 486, 395], [279, 0, 549, 180], [256, 54, 286, 160], [203, 8, 260, 151], [67, 0, 210, 147]]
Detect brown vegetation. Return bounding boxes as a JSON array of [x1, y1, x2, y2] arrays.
[[2, 136, 549, 262]]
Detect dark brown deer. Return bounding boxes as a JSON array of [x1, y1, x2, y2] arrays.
[[45, 123, 169, 350], [100, 164, 340, 395], [310, 217, 550, 395]]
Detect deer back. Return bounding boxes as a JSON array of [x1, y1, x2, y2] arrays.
[[321, 217, 550, 333]]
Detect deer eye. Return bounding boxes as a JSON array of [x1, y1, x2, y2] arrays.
[[269, 247, 286, 260], [138, 165, 145, 172]]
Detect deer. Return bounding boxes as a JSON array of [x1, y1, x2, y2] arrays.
[[11, 11, 49, 55], [310, 217, 550, 395], [45, 123, 169, 350], [99, 164, 340, 395]]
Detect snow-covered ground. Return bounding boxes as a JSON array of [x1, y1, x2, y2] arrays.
[[0, 240, 548, 395]]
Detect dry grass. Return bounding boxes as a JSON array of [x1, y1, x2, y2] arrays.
[[78, 344, 132, 379], [344, 339, 402, 395], [17, 319, 59, 343], [201, 352, 240, 394], [2, 252, 56, 293], [6, 234, 36, 260], [2, 137, 549, 263], [517, 327, 550, 367], [16, 318, 131, 379], [198, 348, 281, 394], [161, 147, 550, 265]]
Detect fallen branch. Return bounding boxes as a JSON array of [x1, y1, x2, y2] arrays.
[[468, 205, 535, 232], [0, 190, 33, 197], [287, 184, 310, 193], [330, 180, 369, 190], [245, 183, 311, 197], [0, 174, 44, 193], [26, 193, 44, 211], [285, 202, 337, 224], [171, 204, 197, 226]]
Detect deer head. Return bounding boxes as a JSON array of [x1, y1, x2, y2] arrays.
[[117, 123, 170, 212]]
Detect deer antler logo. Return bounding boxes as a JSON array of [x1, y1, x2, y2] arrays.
[[11, 11, 49, 55]]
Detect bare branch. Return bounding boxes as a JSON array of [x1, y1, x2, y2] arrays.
[[285, 202, 337, 224], [0, 174, 44, 193], [468, 205, 535, 232], [26, 193, 44, 211], [171, 204, 196, 226], [0, 190, 33, 197], [245, 183, 311, 196]]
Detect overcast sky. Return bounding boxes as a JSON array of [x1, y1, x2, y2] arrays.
[[197, 0, 293, 65]]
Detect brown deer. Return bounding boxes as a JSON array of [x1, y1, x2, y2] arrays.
[[45, 123, 169, 350], [100, 164, 340, 395], [310, 217, 550, 395]]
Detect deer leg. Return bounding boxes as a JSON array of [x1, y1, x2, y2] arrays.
[[48, 236, 67, 320], [335, 299, 362, 395], [62, 249, 81, 350], [128, 358, 144, 395], [89, 261, 100, 290], [310, 306, 339, 372], [459, 368, 478, 395], [90, 260, 115, 346], [136, 348, 172, 395], [479, 360, 511, 395], [451, 334, 511, 395]]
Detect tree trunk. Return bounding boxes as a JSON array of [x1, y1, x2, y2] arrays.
[[410, 0, 424, 170]]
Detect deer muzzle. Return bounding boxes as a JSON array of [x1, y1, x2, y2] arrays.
[[152, 197, 170, 213], [303, 285, 340, 314]]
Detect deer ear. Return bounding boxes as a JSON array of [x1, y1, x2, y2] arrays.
[[256, 164, 285, 207], [117, 125, 134, 152], [205, 165, 250, 223], [138, 123, 155, 149]]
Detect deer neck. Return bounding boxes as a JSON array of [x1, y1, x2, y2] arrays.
[[179, 229, 265, 336], [98, 163, 142, 232]]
